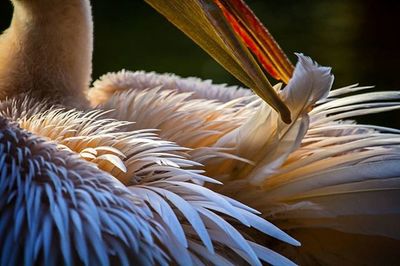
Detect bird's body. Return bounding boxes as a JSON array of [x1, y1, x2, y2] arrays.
[[89, 59, 400, 265], [1, 0, 400, 265]]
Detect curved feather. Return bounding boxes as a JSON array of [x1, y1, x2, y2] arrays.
[[0, 97, 298, 265], [91, 53, 400, 265]]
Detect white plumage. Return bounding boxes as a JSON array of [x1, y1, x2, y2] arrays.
[[0, 0, 399, 265], [90, 55, 400, 264]]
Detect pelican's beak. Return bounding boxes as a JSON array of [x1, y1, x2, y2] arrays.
[[145, 0, 294, 123]]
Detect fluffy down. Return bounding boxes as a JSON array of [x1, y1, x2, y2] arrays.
[[91, 54, 400, 265], [0, 97, 298, 265]]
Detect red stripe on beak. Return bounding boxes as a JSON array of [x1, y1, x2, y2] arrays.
[[215, 0, 294, 84]]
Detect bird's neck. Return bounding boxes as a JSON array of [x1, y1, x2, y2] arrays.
[[0, 0, 93, 108]]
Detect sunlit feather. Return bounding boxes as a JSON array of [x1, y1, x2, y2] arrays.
[[1, 0, 399, 265]]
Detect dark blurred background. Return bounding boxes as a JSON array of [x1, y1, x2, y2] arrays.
[[1, 0, 400, 127]]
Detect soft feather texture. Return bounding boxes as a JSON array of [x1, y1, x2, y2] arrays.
[[90, 70, 253, 105], [0, 0, 92, 107], [2, 0, 399, 264], [0, 96, 299, 265], [0, 117, 167, 266], [90, 54, 400, 265], [1, 0, 303, 264]]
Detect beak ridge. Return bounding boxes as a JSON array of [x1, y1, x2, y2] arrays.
[[145, 0, 293, 123]]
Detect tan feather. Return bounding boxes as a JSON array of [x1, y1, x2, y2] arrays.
[[91, 54, 400, 265]]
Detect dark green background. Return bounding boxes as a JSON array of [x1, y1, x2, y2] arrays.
[[1, 0, 399, 127]]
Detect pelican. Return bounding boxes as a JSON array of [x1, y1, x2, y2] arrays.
[[0, 0, 399, 266]]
